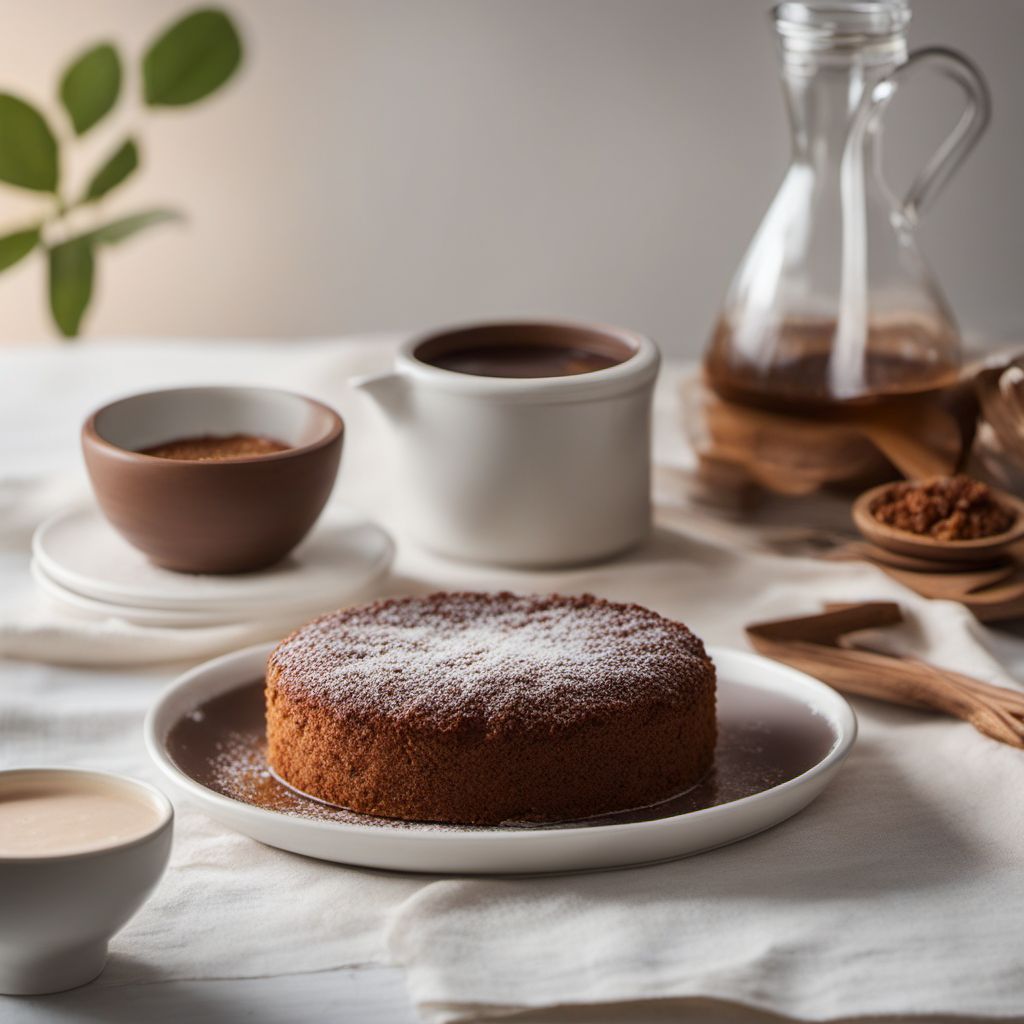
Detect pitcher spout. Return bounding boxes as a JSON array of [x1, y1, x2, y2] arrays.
[[350, 370, 410, 422]]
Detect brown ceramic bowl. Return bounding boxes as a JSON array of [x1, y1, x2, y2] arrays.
[[82, 386, 344, 574]]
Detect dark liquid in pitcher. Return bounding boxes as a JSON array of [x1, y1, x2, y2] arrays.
[[704, 318, 959, 413], [427, 344, 623, 379]]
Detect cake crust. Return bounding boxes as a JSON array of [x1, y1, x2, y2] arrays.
[[265, 592, 716, 825]]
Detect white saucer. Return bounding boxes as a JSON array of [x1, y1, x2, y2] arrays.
[[145, 643, 857, 875], [33, 506, 394, 614], [30, 560, 238, 627], [31, 559, 354, 629]]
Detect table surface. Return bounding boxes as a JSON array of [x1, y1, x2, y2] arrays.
[[3, 339, 1023, 1024], [5, 963, 1015, 1024]]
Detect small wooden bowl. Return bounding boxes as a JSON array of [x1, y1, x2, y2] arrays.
[[852, 480, 1024, 565]]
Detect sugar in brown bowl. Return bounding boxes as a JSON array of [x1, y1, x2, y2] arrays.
[[82, 387, 343, 573], [141, 434, 290, 461]]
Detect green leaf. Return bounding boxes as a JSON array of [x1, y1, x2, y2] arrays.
[[0, 227, 40, 272], [49, 238, 94, 338], [0, 94, 58, 192], [143, 9, 242, 107], [59, 43, 121, 135], [88, 208, 182, 246], [44, 210, 180, 339], [84, 138, 138, 201]]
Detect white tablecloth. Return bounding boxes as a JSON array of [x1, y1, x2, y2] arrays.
[[2, 337, 1023, 1023]]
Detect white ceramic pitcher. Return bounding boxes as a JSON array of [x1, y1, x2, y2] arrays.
[[353, 321, 660, 567]]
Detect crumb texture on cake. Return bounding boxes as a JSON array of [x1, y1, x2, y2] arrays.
[[266, 592, 716, 825]]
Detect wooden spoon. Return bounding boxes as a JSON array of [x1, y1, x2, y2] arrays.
[[977, 362, 1024, 467], [746, 602, 1024, 748], [879, 562, 1020, 599], [827, 539, 1012, 573], [855, 402, 965, 481], [864, 561, 1024, 623]]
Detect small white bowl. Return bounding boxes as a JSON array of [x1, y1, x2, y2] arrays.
[[0, 768, 173, 995]]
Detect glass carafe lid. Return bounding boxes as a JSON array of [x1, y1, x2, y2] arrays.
[[705, 1, 990, 411]]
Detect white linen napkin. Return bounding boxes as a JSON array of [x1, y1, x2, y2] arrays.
[[0, 604, 331, 666]]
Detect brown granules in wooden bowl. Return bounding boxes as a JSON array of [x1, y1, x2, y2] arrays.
[[871, 476, 1015, 541]]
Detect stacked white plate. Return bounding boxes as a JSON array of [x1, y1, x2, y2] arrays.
[[30, 506, 395, 628]]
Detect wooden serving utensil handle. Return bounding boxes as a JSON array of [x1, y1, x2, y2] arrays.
[[855, 400, 964, 479], [746, 603, 1024, 749]]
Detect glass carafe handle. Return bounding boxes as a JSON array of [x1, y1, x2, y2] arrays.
[[860, 47, 991, 225]]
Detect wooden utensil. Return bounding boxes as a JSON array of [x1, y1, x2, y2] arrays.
[[701, 400, 886, 495], [977, 361, 1024, 467], [826, 539, 1013, 573], [851, 480, 1024, 564], [689, 372, 978, 496], [878, 562, 1020, 599], [746, 602, 1024, 748], [854, 400, 969, 481], [847, 559, 1024, 622]]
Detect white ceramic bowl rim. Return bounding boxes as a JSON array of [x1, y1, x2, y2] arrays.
[[0, 767, 174, 865], [87, 385, 343, 463], [145, 643, 857, 846], [397, 319, 660, 399]]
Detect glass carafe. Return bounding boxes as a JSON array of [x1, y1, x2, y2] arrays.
[[705, 1, 990, 412]]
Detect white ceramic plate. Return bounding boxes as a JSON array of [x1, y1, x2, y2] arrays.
[[33, 506, 394, 614], [145, 643, 856, 875], [30, 560, 365, 629], [30, 559, 237, 627]]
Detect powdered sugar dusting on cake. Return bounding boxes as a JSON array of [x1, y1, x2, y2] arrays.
[[268, 592, 712, 730]]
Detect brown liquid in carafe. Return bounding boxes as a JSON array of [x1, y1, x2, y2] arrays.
[[427, 344, 623, 379], [705, 319, 959, 414]]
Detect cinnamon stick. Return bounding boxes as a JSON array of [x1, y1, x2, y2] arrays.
[[746, 603, 1024, 749]]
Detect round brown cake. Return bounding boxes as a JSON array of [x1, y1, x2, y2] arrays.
[[265, 592, 717, 825]]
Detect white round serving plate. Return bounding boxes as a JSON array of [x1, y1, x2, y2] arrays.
[[145, 643, 857, 875], [33, 506, 394, 614]]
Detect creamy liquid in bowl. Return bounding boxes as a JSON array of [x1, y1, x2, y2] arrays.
[[0, 781, 164, 857]]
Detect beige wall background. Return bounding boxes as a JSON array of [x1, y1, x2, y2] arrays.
[[0, 0, 1021, 356]]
